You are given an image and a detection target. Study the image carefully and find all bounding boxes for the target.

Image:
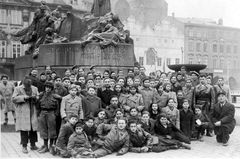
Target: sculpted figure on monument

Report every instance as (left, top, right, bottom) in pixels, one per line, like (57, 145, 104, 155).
(12, 2, 65, 58)
(91, 0, 111, 17)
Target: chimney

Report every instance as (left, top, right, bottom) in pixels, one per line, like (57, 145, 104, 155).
(218, 18, 223, 25)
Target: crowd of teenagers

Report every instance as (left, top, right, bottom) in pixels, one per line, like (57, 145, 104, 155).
(0, 65, 236, 158)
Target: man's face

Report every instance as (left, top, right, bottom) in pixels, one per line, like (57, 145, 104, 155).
(70, 75, 76, 82)
(75, 127, 83, 134)
(130, 108, 138, 116)
(128, 71, 134, 77)
(143, 80, 150, 88)
(134, 67, 139, 73)
(63, 80, 71, 87)
(69, 88, 77, 96)
(140, 67, 145, 73)
(65, 70, 71, 76)
(195, 108, 202, 115)
(218, 79, 224, 85)
(117, 119, 126, 130)
(182, 101, 189, 109)
(78, 69, 85, 75)
(118, 79, 125, 86)
(186, 79, 192, 87)
(110, 97, 118, 106)
(191, 74, 198, 80)
(199, 77, 206, 85)
(127, 78, 133, 86)
(31, 70, 38, 77)
(160, 117, 168, 125)
(218, 94, 226, 103)
(115, 111, 123, 118)
(142, 114, 150, 123)
(177, 92, 183, 99)
(55, 78, 62, 84)
(103, 72, 109, 78)
(87, 80, 94, 87)
(134, 79, 141, 85)
(129, 87, 137, 94)
(171, 76, 177, 83)
(98, 111, 106, 119)
(177, 75, 182, 80)
(104, 78, 111, 85)
(51, 73, 56, 79)
(150, 81, 155, 88)
(86, 119, 94, 127)
(115, 85, 121, 92)
(88, 88, 95, 95)
(111, 72, 116, 78)
(45, 86, 52, 93)
(129, 123, 137, 132)
(1, 77, 8, 84)
(69, 117, 78, 125)
(78, 77, 85, 84)
(158, 85, 163, 92)
(163, 78, 169, 83)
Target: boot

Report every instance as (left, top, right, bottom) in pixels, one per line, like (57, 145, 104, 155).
(22, 147, 28, 154)
(206, 130, 213, 137)
(3, 118, 8, 125)
(180, 143, 191, 150)
(38, 145, 48, 153)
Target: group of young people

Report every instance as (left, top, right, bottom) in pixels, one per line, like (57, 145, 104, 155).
(0, 65, 236, 158)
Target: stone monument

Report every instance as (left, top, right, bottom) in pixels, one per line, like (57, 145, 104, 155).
(14, 1, 135, 80)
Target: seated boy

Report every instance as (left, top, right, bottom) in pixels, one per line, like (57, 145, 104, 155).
(55, 114, 78, 157)
(92, 118, 130, 158)
(67, 122, 93, 158)
(83, 117, 97, 145)
(194, 105, 213, 141)
(139, 111, 155, 135)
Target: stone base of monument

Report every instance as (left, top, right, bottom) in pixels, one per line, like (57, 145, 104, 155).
(14, 43, 135, 80)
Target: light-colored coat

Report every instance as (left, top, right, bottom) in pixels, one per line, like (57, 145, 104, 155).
(161, 106, 180, 129)
(0, 82, 15, 113)
(61, 94, 84, 120)
(12, 85, 39, 131)
(122, 93, 144, 112)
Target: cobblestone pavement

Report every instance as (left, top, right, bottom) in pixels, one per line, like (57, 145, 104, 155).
(1, 109, 240, 159)
(0, 126, 239, 159)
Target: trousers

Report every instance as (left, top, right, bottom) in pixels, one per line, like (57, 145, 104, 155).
(20, 128, 38, 147)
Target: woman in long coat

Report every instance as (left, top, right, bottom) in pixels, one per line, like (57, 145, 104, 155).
(12, 77, 39, 153)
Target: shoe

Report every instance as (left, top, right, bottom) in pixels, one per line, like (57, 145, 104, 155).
(180, 143, 191, 150)
(38, 146, 49, 153)
(22, 147, 28, 154)
(49, 146, 56, 155)
(206, 131, 213, 137)
(198, 135, 204, 142)
(37, 145, 46, 152)
(30, 145, 39, 150)
(223, 142, 228, 146)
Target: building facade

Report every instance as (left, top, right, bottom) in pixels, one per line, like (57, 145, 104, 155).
(179, 18, 240, 89)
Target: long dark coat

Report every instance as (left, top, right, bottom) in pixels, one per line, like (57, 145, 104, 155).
(180, 109, 195, 139)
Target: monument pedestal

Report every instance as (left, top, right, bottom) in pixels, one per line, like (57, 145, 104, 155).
(15, 43, 135, 80)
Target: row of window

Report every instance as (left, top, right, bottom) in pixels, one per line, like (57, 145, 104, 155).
(0, 40, 22, 58)
(0, 9, 22, 25)
(188, 41, 238, 53)
(188, 30, 238, 39)
(139, 57, 180, 66)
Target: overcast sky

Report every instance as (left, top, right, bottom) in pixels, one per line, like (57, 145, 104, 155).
(166, 0, 240, 28)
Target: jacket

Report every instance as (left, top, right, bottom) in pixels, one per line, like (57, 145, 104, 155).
(56, 122, 75, 149)
(211, 102, 236, 134)
(82, 95, 102, 117)
(122, 93, 144, 112)
(61, 94, 84, 119)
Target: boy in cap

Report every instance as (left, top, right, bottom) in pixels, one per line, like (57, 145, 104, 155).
(38, 81, 59, 153)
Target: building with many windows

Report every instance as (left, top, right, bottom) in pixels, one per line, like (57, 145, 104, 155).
(178, 18, 240, 89)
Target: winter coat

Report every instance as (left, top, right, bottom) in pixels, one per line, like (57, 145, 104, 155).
(161, 106, 180, 129)
(12, 85, 39, 131)
(67, 132, 92, 156)
(139, 87, 155, 110)
(180, 109, 195, 138)
(60, 94, 84, 120)
(129, 128, 153, 152)
(96, 124, 129, 154)
(122, 93, 144, 113)
(211, 102, 236, 134)
(82, 95, 102, 118)
(153, 91, 169, 109)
